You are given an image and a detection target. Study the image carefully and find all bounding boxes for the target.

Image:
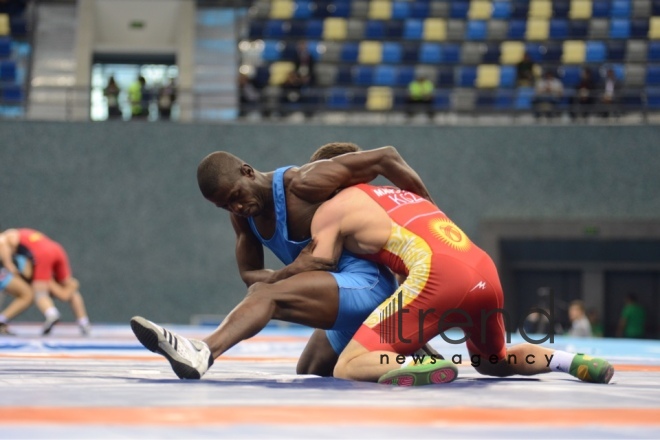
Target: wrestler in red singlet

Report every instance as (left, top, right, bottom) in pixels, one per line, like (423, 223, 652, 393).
(351, 184, 507, 360)
(17, 228, 71, 283)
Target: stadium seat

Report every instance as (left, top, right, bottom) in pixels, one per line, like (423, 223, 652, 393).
(253, 66, 270, 88)
(511, 0, 530, 18)
(469, 0, 492, 19)
(553, 1, 571, 18)
(476, 64, 500, 88)
(320, 41, 342, 62)
(268, 61, 295, 85)
(429, 1, 450, 18)
(589, 19, 610, 39)
(498, 65, 516, 88)
(1, 84, 22, 102)
(397, 66, 415, 86)
(507, 20, 527, 39)
(500, 41, 526, 64)
(466, 20, 487, 40)
(326, 87, 351, 109)
(610, 0, 632, 17)
(461, 42, 485, 64)
(592, 0, 611, 17)
(483, 43, 502, 63)
(347, 19, 366, 39)
(585, 41, 607, 62)
(646, 65, 660, 85)
(373, 65, 397, 86)
(382, 42, 403, 63)
(364, 20, 385, 38)
(624, 63, 646, 86)
(384, 20, 404, 38)
(492, 1, 512, 19)
(543, 42, 564, 61)
(410, 1, 430, 19)
(559, 65, 582, 87)
(248, 20, 265, 39)
(550, 19, 570, 39)
(353, 65, 374, 85)
(495, 89, 515, 108)
(648, 41, 660, 60)
(0, 60, 16, 83)
(270, 0, 294, 19)
(315, 63, 338, 86)
(424, 18, 448, 41)
(403, 19, 423, 39)
(366, 86, 393, 110)
(436, 68, 454, 87)
(631, 18, 650, 37)
(448, 19, 467, 39)
(433, 90, 451, 110)
(529, 0, 553, 18)
(443, 43, 461, 63)
(287, 21, 307, 38)
(419, 42, 443, 63)
(340, 42, 359, 62)
(391, 1, 410, 19)
(323, 17, 347, 39)
(515, 87, 535, 109)
(649, 17, 660, 38)
(526, 18, 550, 40)
(0, 14, 9, 36)
(607, 40, 627, 60)
(358, 41, 382, 64)
(525, 42, 544, 62)
(626, 40, 648, 61)
(570, 0, 593, 19)
(450, 2, 470, 19)
(263, 20, 287, 38)
(325, 1, 350, 17)
(632, 0, 651, 18)
(0, 37, 10, 59)
(475, 91, 496, 109)
(336, 65, 353, 85)
(401, 42, 419, 62)
(351, 1, 370, 19)
(487, 20, 509, 40)
(262, 40, 283, 62)
(452, 88, 476, 111)
(457, 66, 477, 87)
(610, 19, 631, 38)
(653, 0, 660, 14)
(568, 20, 589, 37)
(645, 86, 660, 108)
(293, 0, 313, 19)
(369, 0, 392, 20)
(305, 20, 323, 38)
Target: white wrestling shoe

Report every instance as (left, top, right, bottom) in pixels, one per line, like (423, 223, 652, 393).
(130, 316, 214, 380)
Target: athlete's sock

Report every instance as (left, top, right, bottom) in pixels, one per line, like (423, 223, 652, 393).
(44, 307, 61, 321)
(77, 316, 90, 327)
(548, 350, 576, 373)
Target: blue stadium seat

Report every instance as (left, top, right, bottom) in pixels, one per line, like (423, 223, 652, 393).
(373, 65, 397, 86)
(515, 87, 535, 109)
(525, 43, 544, 62)
(568, 20, 589, 38)
(492, 1, 512, 19)
(476, 91, 496, 109)
(264, 20, 286, 38)
(550, 19, 569, 39)
(631, 19, 650, 38)
(326, 87, 351, 109)
(654, 0, 660, 15)
(466, 20, 487, 40)
(9, 16, 27, 37)
(586, 41, 607, 62)
(610, 0, 632, 18)
(336, 66, 353, 85)
(610, 19, 631, 38)
(306, 41, 321, 60)
(437, 68, 454, 87)
(365, 20, 385, 38)
(607, 41, 627, 61)
(327, 1, 351, 17)
(410, 1, 430, 19)
(392, 1, 410, 19)
(288, 21, 307, 38)
(450, 2, 469, 19)
(312, 0, 331, 18)
(443, 43, 461, 63)
(403, 19, 423, 39)
(495, 89, 515, 109)
(619, 92, 644, 108)
(649, 42, 660, 61)
(262, 41, 282, 62)
(646, 65, 660, 86)
(592, 0, 611, 17)
(433, 90, 451, 110)
(543, 43, 563, 62)
(507, 20, 527, 39)
(397, 66, 415, 86)
(384, 21, 404, 38)
(1, 85, 22, 102)
(304, 20, 323, 38)
(0, 38, 10, 59)
(645, 87, 660, 108)
(482, 43, 501, 63)
(510, 0, 530, 19)
(281, 43, 299, 60)
(499, 66, 517, 88)
(249, 21, 265, 39)
(293, 1, 313, 19)
(253, 66, 270, 88)
(402, 42, 419, 62)
(457, 66, 477, 87)
(552, 1, 570, 18)
(382, 42, 403, 63)
(419, 42, 443, 63)
(559, 66, 582, 87)
(353, 65, 375, 86)
(340, 43, 359, 62)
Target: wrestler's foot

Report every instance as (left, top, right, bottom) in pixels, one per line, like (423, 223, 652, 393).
(378, 359, 458, 386)
(569, 354, 614, 384)
(0, 323, 15, 336)
(42, 313, 60, 335)
(130, 316, 213, 380)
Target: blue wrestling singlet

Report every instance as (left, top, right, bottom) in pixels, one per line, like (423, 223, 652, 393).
(0, 255, 29, 291)
(247, 166, 397, 354)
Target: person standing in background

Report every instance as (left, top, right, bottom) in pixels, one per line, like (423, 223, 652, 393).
(617, 293, 646, 338)
(103, 75, 122, 120)
(568, 300, 592, 337)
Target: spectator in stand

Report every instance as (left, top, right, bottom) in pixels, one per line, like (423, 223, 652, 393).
(129, 75, 149, 120)
(600, 68, 619, 118)
(406, 74, 434, 117)
(533, 70, 564, 119)
(238, 72, 261, 117)
(103, 75, 122, 120)
(157, 78, 177, 121)
(280, 70, 305, 116)
(293, 41, 315, 87)
(570, 67, 595, 121)
(516, 53, 537, 87)
(617, 293, 646, 339)
(568, 300, 592, 337)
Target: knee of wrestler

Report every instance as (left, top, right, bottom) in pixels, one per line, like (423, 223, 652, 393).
(332, 355, 352, 380)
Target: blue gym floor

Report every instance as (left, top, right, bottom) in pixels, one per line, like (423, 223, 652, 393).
(1, 323, 659, 439)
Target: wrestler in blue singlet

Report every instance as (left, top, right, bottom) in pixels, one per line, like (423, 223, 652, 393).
(247, 166, 397, 353)
(0, 255, 29, 291)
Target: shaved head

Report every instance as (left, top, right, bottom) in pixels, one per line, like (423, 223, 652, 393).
(197, 151, 245, 199)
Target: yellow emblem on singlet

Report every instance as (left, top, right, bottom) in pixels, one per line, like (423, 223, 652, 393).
(429, 218, 471, 252)
(29, 232, 43, 242)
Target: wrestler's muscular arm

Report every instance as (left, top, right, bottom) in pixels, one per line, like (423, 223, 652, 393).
(232, 214, 334, 287)
(291, 146, 434, 204)
(0, 229, 20, 274)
